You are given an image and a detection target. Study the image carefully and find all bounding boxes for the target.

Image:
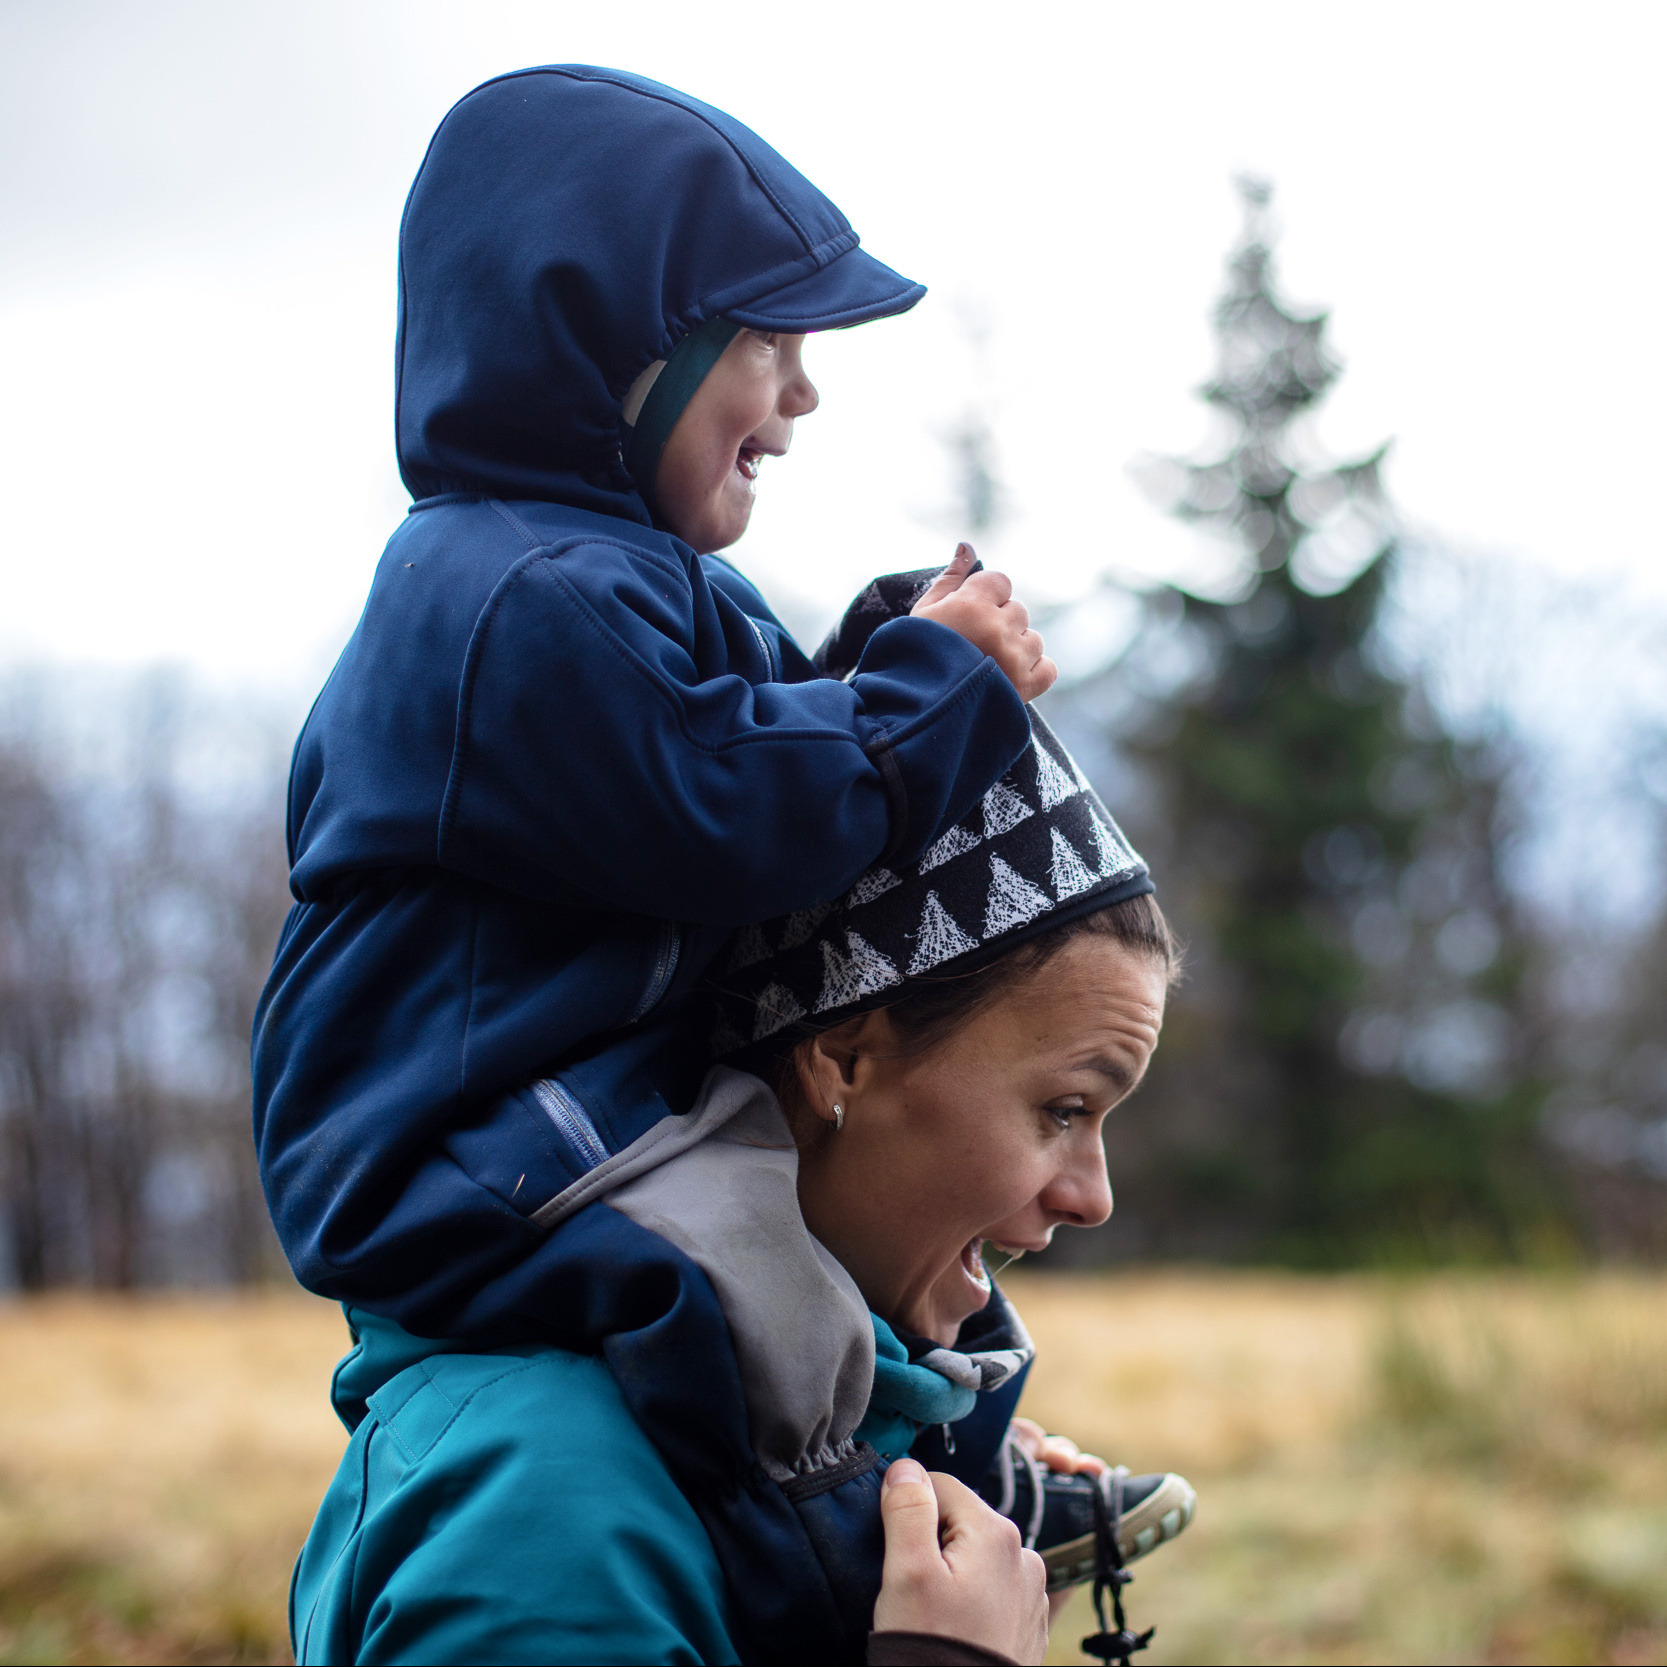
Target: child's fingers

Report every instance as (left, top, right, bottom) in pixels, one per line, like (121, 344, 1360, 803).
(1017, 655, 1057, 702)
(910, 543, 978, 612)
(962, 567, 1014, 607)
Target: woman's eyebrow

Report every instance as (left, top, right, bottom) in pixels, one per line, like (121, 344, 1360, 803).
(1075, 1053, 1136, 1092)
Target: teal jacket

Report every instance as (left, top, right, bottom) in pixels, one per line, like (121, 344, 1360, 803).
(292, 1310, 988, 1664)
(292, 1310, 740, 1665)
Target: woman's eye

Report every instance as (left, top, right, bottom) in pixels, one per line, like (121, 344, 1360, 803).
(1045, 1102, 1086, 1130)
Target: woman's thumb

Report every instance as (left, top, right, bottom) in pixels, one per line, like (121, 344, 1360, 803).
(879, 1459, 942, 1568)
(910, 543, 978, 613)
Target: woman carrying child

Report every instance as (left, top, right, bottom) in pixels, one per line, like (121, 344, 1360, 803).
(260, 66, 1191, 1665)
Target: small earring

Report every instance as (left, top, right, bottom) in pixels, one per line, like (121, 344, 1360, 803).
(832, 1104, 845, 1132)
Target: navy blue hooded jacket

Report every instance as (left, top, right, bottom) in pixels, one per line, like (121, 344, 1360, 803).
(251, 66, 1031, 1340)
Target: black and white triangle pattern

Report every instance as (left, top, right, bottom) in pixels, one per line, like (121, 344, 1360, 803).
(713, 709, 1151, 1049)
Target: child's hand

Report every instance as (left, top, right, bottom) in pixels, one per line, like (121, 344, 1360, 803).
(1010, 1415, 1109, 1478)
(911, 543, 1058, 703)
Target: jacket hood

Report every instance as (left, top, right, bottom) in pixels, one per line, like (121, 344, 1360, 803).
(395, 64, 926, 514)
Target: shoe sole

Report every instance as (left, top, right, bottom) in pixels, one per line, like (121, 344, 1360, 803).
(1040, 1472, 1197, 1592)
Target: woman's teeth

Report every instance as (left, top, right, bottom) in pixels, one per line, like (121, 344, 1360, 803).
(736, 451, 761, 481)
(967, 1240, 1028, 1286)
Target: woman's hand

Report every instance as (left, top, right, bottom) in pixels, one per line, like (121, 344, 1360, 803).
(1009, 1415, 1108, 1477)
(911, 544, 1057, 704)
(874, 1457, 1048, 1665)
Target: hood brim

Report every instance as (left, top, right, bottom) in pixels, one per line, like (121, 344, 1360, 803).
(723, 245, 926, 332)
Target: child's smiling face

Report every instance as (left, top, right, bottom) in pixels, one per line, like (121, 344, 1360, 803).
(655, 329, 818, 553)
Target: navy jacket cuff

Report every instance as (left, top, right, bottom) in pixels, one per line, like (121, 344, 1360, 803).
(849, 617, 1031, 870)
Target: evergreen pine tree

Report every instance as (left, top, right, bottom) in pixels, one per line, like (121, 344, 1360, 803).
(1047, 181, 1567, 1263)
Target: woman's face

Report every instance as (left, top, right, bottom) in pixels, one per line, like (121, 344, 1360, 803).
(792, 934, 1167, 1346)
(655, 329, 818, 553)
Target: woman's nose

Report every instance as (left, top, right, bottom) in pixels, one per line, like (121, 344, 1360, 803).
(1043, 1144, 1114, 1229)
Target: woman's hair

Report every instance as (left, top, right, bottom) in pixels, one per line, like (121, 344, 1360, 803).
(754, 891, 1180, 1091)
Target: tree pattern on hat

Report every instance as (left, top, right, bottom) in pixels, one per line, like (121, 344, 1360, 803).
(711, 704, 1152, 1051)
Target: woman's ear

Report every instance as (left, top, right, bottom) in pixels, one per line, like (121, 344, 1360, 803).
(794, 1019, 858, 1130)
(792, 1011, 896, 1131)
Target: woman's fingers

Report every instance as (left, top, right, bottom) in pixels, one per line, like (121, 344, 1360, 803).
(875, 1463, 1049, 1665)
(877, 1458, 942, 1582)
(1039, 1435, 1081, 1471)
(1008, 1417, 1047, 1460)
(1015, 1420, 1110, 1477)
(1041, 1444, 1107, 1476)
(928, 1472, 1017, 1561)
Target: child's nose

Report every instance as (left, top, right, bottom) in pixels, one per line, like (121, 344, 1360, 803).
(785, 375, 819, 420)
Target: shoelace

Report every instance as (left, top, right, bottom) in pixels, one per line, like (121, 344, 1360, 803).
(993, 1429, 1048, 1548)
(1080, 1465, 1154, 1666)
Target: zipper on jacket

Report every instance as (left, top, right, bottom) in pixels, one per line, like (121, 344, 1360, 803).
(530, 1078, 610, 1170)
(746, 616, 778, 680)
(625, 919, 682, 1026)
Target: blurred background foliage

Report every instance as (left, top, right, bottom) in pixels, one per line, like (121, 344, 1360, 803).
(0, 182, 1664, 1291)
(1036, 180, 1667, 1270)
(0, 678, 291, 1290)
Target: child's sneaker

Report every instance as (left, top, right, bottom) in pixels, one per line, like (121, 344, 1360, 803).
(980, 1429, 1196, 1591)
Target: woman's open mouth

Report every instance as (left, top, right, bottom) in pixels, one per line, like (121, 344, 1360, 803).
(961, 1237, 1030, 1295)
(735, 447, 762, 487)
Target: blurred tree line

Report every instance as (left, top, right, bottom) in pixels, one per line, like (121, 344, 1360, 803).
(0, 186, 1663, 1287)
(0, 676, 291, 1286)
(1039, 179, 1667, 1265)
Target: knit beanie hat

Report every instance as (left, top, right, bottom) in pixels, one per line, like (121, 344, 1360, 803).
(711, 569, 1153, 1055)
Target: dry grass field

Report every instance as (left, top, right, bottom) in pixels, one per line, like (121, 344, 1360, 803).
(0, 1275, 1661, 1665)
(1017, 1272, 1667, 1667)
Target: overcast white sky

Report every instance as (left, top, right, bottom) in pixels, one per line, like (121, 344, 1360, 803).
(2, 0, 1663, 699)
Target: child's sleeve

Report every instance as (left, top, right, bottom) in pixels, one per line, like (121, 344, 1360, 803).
(433, 539, 1030, 921)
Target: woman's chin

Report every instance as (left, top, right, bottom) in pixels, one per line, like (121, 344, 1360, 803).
(902, 1245, 995, 1346)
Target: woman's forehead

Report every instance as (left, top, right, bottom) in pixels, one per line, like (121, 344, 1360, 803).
(962, 939, 1167, 1066)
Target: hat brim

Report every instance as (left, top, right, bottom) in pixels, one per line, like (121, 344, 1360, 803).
(724, 245, 926, 332)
